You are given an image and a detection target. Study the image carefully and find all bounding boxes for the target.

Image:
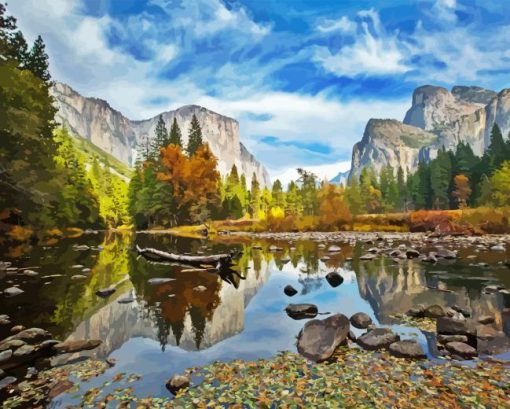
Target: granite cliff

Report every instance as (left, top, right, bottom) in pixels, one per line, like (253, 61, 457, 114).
(51, 82, 270, 186)
(350, 85, 510, 178)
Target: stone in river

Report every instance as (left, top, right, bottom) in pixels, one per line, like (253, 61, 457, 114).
(285, 304, 318, 320)
(118, 297, 135, 304)
(0, 376, 16, 390)
(0, 350, 13, 364)
(360, 253, 376, 261)
(490, 244, 505, 251)
(10, 328, 51, 344)
(423, 304, 445, 319)
(327, 245, 341, 253)
(148, 278, 175, 285)
(23, 270, 39, 277)
(406, 304, 425, 318)
(73, 245, 90, 251)
(357, 328, 400, 350)
(389, 340, 426, 359)
(325, 272, 343, 288)
(10, 325, 25, 334)
(320, 256, 331, 262)
(296, 313, 350, 362)
(451, 305, 471, 317)
(437, 334, 468, 344)
(3, 287, 24, 297)
(0, 340, 26, 352)
(437, 317, 476, 336)
(406, 249, 421, 259)
(95, 288, 116, 297)
(71, 275, 86, 280)
(484, 284, 504, 294)
(53, 339, 102, 354)
(445, 342, 477, 359)
(350, 312, 372, 329)
(166, 374, 190, 395)
(435, 248, 457, 259)
(283, 285, 298, 296)
(477, 315, 495, 325)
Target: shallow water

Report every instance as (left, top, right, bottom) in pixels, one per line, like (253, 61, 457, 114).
(1, 231, 509, 405)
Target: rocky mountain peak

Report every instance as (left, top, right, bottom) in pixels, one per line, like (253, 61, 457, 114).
(451, 85, 497, 105)
(51, 82, 270, 187)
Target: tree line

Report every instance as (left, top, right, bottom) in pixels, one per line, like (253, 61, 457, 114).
(0, 3, 129, 234)
(342, 123, 510, 215)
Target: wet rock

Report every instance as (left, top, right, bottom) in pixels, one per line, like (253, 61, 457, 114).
(268, 245, 282, 252)
(283, 285, 298, 297)
(23, 270, 39, 277)
(95, 288, 116, 297)
(81, 268, 92, 273)
(423, 304, 445, 319)
(389, 249, 405, 259)
(48, 379, 74, 398)
(3, 287, 24, 297)
(320, 256, 331, 262)
(445, 342, 477, 359)
(350, 312, 372, 329)
(388, 340, 426, 359)
(10, 325, 25, 334)
(13, 344, 36, 358)
(451, 305, 471, 318)
(484, 284, 504, 294)
(437, 334, 468, 344)
(0, 339, 26, 352)
(10, 328, 52, 344)
(53, 339, 101, 354)
(476, 326, 510, 355)
(406, 249, 420, 259)
(477, 315, 495, 325)
(421, 253, 437, 263)
(437, 317, 476, 336)
(406, 305, 425, 318)
(73, 244, 90, 251)
(285, 304, 318, 320)
(39, 339, 61, 350)
(327, 245, 341, 253)
(148, 278, 175, 285)
(296, 313, 350, 362)
(166, 374, 190, 395)
(0, 317, 10, 325)
(71, 265, 84, 269)
(490, 244, 505, 251)
(193, 285, 207, 293)
(0, 350, 12, 363)
(0, 376, 16, 390)
(357, 328, 400, 350)
(70, 275, 86, 280)
(325, 272, 343, 288)
(435, 248, 457, 259)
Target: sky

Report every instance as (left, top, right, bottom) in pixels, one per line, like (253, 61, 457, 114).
(9, 0, 510, 183)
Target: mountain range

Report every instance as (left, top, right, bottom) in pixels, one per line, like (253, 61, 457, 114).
(51, 82, 270, 187)
(349, 85, 510, 179)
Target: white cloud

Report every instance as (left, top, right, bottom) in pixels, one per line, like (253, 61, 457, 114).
(432, 0, 457, 22)
(317, 16, 356, 34)
(313, 9, 410, 77)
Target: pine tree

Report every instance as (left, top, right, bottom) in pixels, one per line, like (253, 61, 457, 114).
(487, 123, 507, 171)
(249, 173, 260, 217)
(7, 31, 28, 67)
(168, 117, 182, 147)
(430, 148, 452, 209)
(27, 35, 51, 82)
(152, 115, 168, 154)
(271, 179, 284, 209)
(397, 166, 407, 211)
(187, 114, 203, 156)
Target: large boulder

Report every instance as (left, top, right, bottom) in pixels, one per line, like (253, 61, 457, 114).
(423, 304, 445, 319)
(436, 317, 476, 336)
(349, 312, 372, 329)
(297, 313, 350, 362)
(165, 374, 190, 395)
(285, 304, 318, 320)
(5, 328, 52, 344)
(388, 340, 426, 359)
(476, 325, 510, 355)
(445, 342, 477, 359)
(357, 328, 400, 350)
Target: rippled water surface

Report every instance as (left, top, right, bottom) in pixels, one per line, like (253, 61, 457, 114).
(1, 231, 509, 405)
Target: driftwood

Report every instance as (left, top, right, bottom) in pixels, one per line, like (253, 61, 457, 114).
(136, 245, 233, 269)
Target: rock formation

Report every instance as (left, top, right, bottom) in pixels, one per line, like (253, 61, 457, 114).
(51, 82, 270, 186)
(350, 85, 510, 178)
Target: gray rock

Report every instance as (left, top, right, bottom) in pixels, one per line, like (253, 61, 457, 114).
(360, 253, 376, 261)
(13, 344, 37, 357)
(451, 305, 470, 317)
(166, 374, 190, 395)
(350, 312, 372, 329)
(437, 334, 468, 344)
(284, 285, 298, 297)
(285, 304, 318, 320)
(327, 245, 341, 253)
(357, 328, 400, 350)
(53, 339, 101, 354)
(23, 270, 39, 277)
(437, 317, 476, 336)
(71, 274, 87, 280)
(406, 249, 421, 259)
(0, 376, 16, 390)
(388, 340, 426, 359)
(406, 304, 425, 318)
(0, 350, 13, 363)
(445, 342, 477, 359)
(325, 272, 343, 288)
(490, 244, 505, 251)
(423, 304, 445, 319)
(73, 245, 90, 251)
(0, 339, 26, 352)
(435, 248, 457, 259)
(9, 328, 52, 344)
(10, 325, 25, 334)
(3, 287, 24, 297)
(297, 313, 350, 362)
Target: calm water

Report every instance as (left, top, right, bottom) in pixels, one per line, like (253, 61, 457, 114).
(1, 231, 509, 405)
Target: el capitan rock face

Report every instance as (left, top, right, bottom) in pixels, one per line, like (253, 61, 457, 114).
(51, 82, 270, 186)
(350, 85, 510, 178)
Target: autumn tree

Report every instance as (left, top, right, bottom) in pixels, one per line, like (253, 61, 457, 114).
(317, 183, 351, 230)
(452, 174, 471, 209)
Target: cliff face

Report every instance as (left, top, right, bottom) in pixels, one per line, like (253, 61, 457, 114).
(51, 82, 270, 186)
(350, 85, 510, 177)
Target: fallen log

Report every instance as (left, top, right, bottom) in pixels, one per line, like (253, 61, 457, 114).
(136, 245, 233, 269)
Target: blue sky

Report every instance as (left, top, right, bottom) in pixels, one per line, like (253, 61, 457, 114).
(10, 0, 510, 182)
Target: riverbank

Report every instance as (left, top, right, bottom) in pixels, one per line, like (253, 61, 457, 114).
(5, 346, 508, 408)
